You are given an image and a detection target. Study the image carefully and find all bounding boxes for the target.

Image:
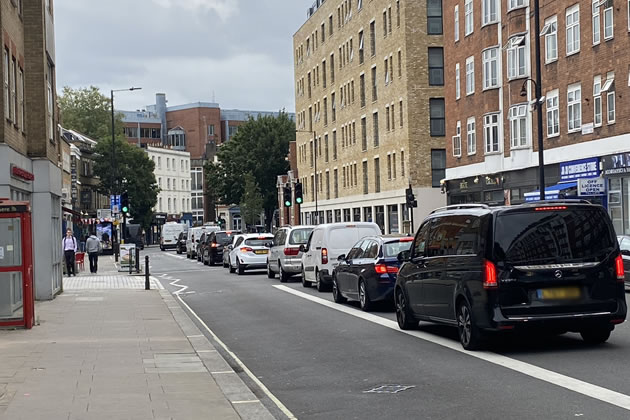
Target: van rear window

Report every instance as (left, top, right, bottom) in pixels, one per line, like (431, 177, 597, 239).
(494, 207, 616, 264)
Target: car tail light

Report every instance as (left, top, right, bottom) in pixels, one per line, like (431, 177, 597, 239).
(211, 242, 218, 248)
(615, 254, 625, 282)
(375, 264, 399, 274)
(284, 247, 300, 256)
(534, 206, 567, 211)
(483, 260, 498, 289)
(321, 248, 328, 264)
(399, 237, 414, 242)
(240, 247, 253, 253)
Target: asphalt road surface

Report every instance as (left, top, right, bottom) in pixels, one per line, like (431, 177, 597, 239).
(147, 246, 630, 420)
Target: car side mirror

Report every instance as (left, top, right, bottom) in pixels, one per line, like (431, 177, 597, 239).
(397, 250, 411, 263)
(299, 244, 307, 253)
(337, 254, 346, 261)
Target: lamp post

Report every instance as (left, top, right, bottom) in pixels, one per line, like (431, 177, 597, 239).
(296, 129, 317, 224)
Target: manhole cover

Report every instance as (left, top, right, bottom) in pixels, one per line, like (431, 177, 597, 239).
(364, 385, 415, 394)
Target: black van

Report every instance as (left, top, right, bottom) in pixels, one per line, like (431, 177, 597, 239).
(395, 201, 626, 350)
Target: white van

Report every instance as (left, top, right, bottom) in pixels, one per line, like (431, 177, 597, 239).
(160, 223, 187, 251)
(301, 222, 381, 291)
(186, 226, 220, 258)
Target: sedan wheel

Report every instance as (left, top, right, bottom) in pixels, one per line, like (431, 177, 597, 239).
(229, 260, 236, 273)
(332, 276, 347, 304)
(267, 261, 275, 279)
(279, 263, 290, 283)
(358, 280, 372, 312)
(395, 288, 417, 330)
(457, 300, 483, 350)
(237, 260, 245, 276)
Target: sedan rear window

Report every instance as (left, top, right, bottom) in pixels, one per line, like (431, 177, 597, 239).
(244, 238, 273, 247)
(494, 207, 616, 264)
(383, 240, 413, 258)
(289, 228, 313, 245)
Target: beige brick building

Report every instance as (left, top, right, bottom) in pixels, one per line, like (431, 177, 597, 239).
(293, 0, 446, 233)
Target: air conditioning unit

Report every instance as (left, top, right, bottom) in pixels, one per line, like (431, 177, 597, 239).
(62, 188, 69, 200)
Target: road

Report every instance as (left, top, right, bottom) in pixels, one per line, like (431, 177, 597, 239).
(146, 246, 630, 420)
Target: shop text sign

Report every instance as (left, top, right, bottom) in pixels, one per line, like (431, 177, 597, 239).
(602, 153, 630, 176)
(578, 178, 606, 196)
(560, 157, 599, 181)
(10, 165, 34, 182)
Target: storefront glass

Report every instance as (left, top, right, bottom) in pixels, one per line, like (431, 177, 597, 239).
(608, 178, 629, 235)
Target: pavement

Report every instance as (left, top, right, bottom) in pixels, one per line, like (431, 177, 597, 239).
(0, 254, 275, 420)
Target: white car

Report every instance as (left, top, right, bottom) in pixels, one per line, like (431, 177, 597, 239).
(228, 233, 274, 275)
(223, 234, 247, 268)
(186, 226, 219, 259)
(301, 222, 382, 291)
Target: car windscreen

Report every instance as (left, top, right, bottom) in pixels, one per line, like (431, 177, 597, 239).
(244, 238, 273, 247)
(494, 207, 617, 264)
(383, 240, 413, 258)
(289, 228, 313, 245)
(216, 232, 236, 245)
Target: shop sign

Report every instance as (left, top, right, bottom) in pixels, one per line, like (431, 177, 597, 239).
(581, 123, 594, 135)
(578, 178, 606, 196)
(602, 153, 630, 176)
(560, 157, 600, 181)
(80, 190, 92, 205)
(10, 165, 34, 182)
(484, 176, 502, 187)
(459, 180, 469, 191)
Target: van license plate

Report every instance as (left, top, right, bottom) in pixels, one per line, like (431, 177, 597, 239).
(537, 287, 581, 300)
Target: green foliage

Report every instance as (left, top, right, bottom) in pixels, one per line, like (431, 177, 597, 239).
(204, 161, 224, 222)
(216, 112, 295, 227)
(58, 86, 124, 141)
(240, 173, 264, 228)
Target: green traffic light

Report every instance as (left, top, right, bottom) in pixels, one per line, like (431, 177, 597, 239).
(296, 197, 303, 204)
(285, 200, 292, 207)
(122, 206, 129, 213)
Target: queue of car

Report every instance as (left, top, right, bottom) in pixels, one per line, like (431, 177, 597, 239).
(161, 200, 627, 351)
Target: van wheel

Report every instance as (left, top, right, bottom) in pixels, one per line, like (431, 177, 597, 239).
(580, 327, 612, 344)
(267, 261, 275, 279)
(395, 288, 417, 330)
(316, 270, 328, 292)
(279, 263, 290, 283)
(332, 276, 346, 304)
(358, 279, 372, 312)
(457, 299, 484, 350)
(301, 267, 310, 288)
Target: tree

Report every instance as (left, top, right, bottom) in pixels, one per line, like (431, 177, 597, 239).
(204, 161, 225, 222)
(217, 112, 295, 229)
(58, 86, 124, 141)
(240, 173, 264, 229)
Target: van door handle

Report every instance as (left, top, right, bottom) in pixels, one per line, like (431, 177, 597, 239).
(316, 247, 322, 250)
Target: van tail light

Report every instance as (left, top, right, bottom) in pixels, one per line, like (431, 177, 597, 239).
(284, 247, 300, 256)
(483, 260, 498, 289)
(240, 247, 253, 253)
(321, 248, 328, 264)
(615, 254, 625, 282)
(375, 264, 399, 274)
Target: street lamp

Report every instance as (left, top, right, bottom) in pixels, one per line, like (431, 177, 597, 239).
(110, 87, 142, 196)
(296, 129, 317, 224)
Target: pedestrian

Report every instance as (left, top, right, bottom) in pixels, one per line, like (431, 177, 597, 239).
(62, 228, 77, 276)
(85, 232, 102, 274)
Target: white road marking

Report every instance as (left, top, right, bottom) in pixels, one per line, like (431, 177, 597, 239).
(169, 278, 188, 295)
(273, 285, 630, 412)
(175, 295, 297, 420)
(232, 400, 260, 404)
(163, 253, 187, 260)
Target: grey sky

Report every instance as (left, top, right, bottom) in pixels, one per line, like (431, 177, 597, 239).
(55, 0, 308, 112)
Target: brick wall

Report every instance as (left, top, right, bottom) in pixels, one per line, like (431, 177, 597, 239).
(166, 106, 221, 160)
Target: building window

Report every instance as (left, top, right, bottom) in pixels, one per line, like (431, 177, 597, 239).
(427, 0, 443, 34)
(332, 92, 336, 122)
(509, 104, 528, 148)
(18, 68, 24, 131)
(399, 100, 404, 127)
(371, 66, 378, 101)
(566, 5, 580, 55)
(373, 112, 379, 147)
(546, 89, 560, 136)
(454, 5, 460, 42)
(567, 83, 582, 132)
(467, 117, 476, 154)
(330, 53, 335, 83)
(453, 121, 462, 157)
(370, 21, 376, 56)
(465, 56, 474, 95)
(593, 76, 602, 127)
(360, 74, 366, 107)
(361, 117, 367, 150)
(592, 0, 601, 45)
(374, 158, 381, 193)
(384, 58, 390, 84)
(484, 113, 500, 153)
(333, 130, 338, 160)
(428, 48, 444, 86)
(603, 4, 613, 40)
(401, 150, 405, 177)
(47, 63, 54, 141)
(607, 91, 615, 123)
(507, 36, 527, 79)
(396, 0, 401, 27)
(431, 149, 446, 188)
(334, 168, 339, 198)
(398, 50, 402, 77)
(429, 98, 445, 137)
(482, 0, 498, 25)
(509, 0, 527, 10)
(358, 30, 364, 64)
(10, 57, 16, 124)
(455, 63, 461, 99)
(482, 47, 498, 89)
(465, 0, 473, 36)
(544, 16, 558, 63)
(362, 161, 368, 194)
(387, 154, 392, 180)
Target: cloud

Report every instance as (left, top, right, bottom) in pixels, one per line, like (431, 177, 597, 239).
(151, 0, 238, 21)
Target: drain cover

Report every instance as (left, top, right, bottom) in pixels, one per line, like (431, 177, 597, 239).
(364, 384, 415, 394)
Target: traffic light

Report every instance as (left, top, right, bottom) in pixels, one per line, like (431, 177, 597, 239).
(294, 182, 303, 205)
(405, 187, 417, 208)
(283, 185, 292, 207)
(121, 192, 129, 213)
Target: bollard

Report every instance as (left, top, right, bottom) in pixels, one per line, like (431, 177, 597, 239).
(145, 255, 150, 290)
(135, 247, 140, 273)
(114, 242, 119, 262)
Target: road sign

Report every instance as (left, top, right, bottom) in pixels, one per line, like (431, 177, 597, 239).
(110, 195, 121, 213)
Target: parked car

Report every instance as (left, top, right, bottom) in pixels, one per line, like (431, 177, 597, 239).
(332, 235, 413, 311)
(301, 222, 382, 291)
(187, 226, 220, 259)
(160, 223, 186, 251)
(395, 202, 627, 350)
(618, 235, 630, 290)
(176, 232, 187, 254)
(203, 230, 241, 266)
(228, 234, 274, 275)
(223, 234, 247, 268)
(267, 225, 314, 282)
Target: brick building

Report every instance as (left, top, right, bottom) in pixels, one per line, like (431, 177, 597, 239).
(443, 0, 630, 235)
(293, 0, 447, 233)
(0, 0, 63, 301)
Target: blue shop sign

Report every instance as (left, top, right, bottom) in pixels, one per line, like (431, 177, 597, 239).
(560, 157, 600, 181)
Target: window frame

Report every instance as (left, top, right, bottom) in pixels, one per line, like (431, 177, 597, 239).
(508, 104, 529, 149)
(593, 75, 602, 127)
(592, 0, 601, 45)
(454, 5, 460, 42)
(467, 117, 476, 155)
(427, 0, 443, 35)
(508, 0, 527, 11)
(607, 91, 615, 124)
(566, 5, 580, 56)
(482, 47, 499, 90)
(507, 36, 528, 80)
(465, 56, 475, 95)
(428, 47, 444, 86)
(464, 0, 473, 36)
(603, 5, 613, 40)
(455, 63, 461, 100)
(429, 98, 445, 137)
(546, 89, 560, 137)
(567, 83, 582, 133)
(482, 0, 498, 26)
(544, 16, 558, 63)
(483, 112, 500, 154)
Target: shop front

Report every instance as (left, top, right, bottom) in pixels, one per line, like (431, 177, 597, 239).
(602, 153, 630, 235)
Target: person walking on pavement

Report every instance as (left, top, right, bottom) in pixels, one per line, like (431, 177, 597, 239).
(62, 228, 77, 276)
(85, 232, 102, 274)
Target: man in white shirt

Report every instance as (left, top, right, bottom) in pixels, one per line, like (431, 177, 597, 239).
(62, 228, 78, 276)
